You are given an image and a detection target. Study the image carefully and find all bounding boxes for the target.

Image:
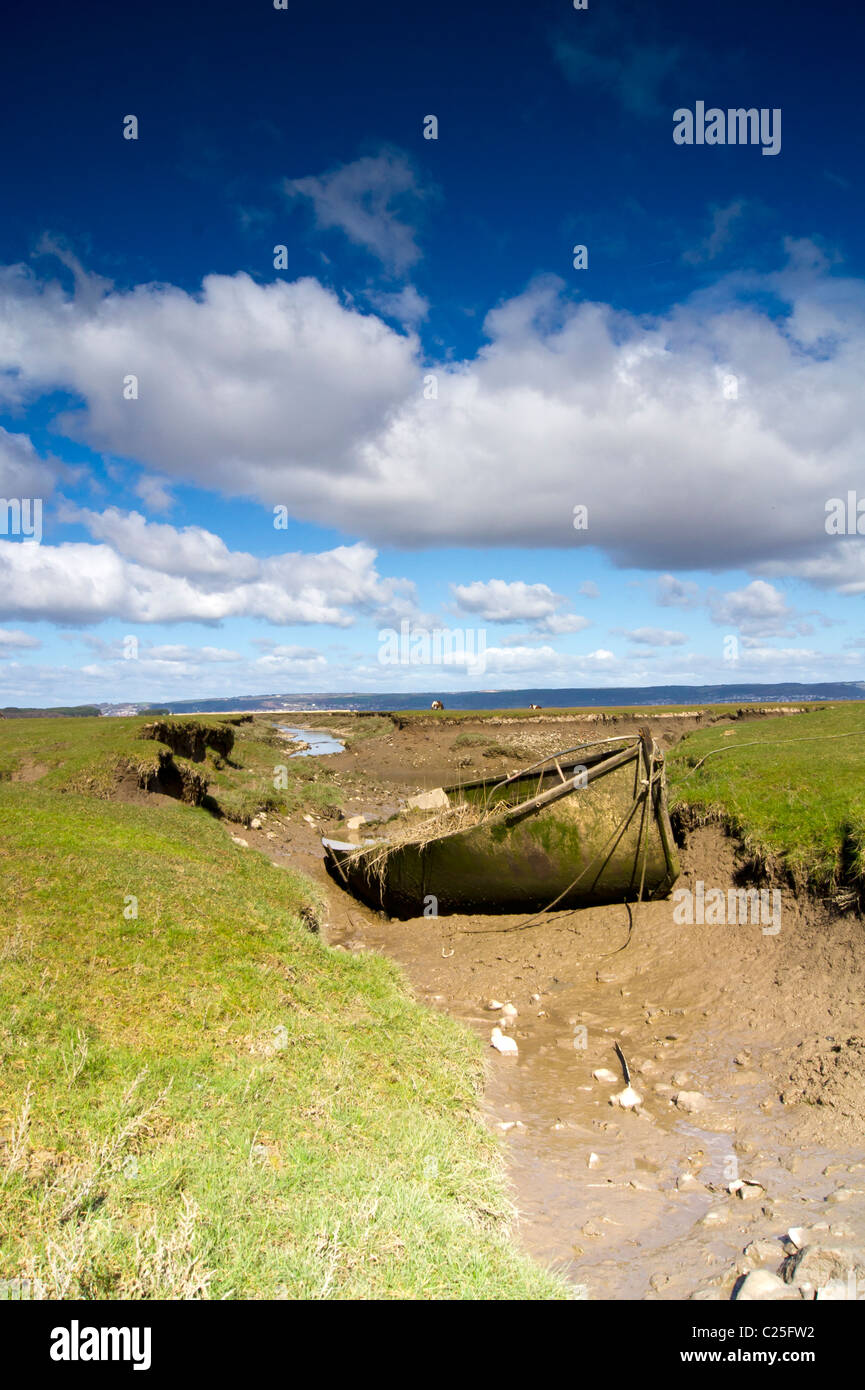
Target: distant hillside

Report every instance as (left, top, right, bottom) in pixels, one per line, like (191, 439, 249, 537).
(0, 706, 102, 719)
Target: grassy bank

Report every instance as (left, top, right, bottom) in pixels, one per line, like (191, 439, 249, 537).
(291, 702, 822, 729)
(666, 703, 865, 899)
(0, 720, 567, 1299)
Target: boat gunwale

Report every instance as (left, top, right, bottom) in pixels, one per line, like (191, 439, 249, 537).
(328, 740, 649, 872)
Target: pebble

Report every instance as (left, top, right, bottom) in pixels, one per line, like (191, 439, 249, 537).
(700, 1207, 729, 1228)
(677, 1173, 705, 1193)
(729, 1178, 765, 1201)
(250, 817, 262, 830)
(592, 1067, 618, 1084)
(230, 836, 249, 848)
(490, 1027, 518, 1056)
(735, 1270, 791, 1301)
(674, 1091, 707, 1114)
(587, 1152, 601, 1169)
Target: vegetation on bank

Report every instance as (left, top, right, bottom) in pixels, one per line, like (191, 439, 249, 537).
(318, 702, 823, 728)
(666, 703, 865, 900)
(0, 717, 568, 1300)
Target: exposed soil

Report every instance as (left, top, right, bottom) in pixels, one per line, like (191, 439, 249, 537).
(227, 711, 865, 1299)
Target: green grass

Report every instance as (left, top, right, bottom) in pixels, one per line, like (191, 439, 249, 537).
(667, 703, 865, 896)
(0, 715, 342, 825)
(0, 719, 568, 1300)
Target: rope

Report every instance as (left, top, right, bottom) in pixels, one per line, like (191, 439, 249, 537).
(455, 779, 650, 936)
(676, 729, 865, 784)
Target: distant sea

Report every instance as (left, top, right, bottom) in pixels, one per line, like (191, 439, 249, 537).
(106, 681, 865, 716)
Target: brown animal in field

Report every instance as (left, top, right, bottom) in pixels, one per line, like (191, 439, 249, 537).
(430, 700, 444, 710)
(529, 703, 542, 710)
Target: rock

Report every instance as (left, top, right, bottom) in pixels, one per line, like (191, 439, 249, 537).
(490, 1027, 518, 1056)
(735, 1270, 791, 1301)
(700, 1207, 729, 1228)
(406, 787, 450, 812)
(500, 1003, 518, 1022)
(250, 817, 263, 830)
(744, 1240, 784, 1268)
(677, 1173, 705, 1193)
(825, 1187, 864, 1205)
(587, 1152, 601, 1169)
(302, 814, 316, 825)
(674, 1090, 707, 1114)
(785, 1225, 827, 1252)
(671, 1072, 690, 1088)
(230, 836, 249, 848)
(346, 814, 368, 831)
(728, 1178, 765, 1201)
(592, 1067, 618, 1084)
(484, 999, 504, 1011)
(781, 1244, 865, 1291)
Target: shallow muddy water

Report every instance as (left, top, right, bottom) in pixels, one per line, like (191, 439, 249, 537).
(275, 725, 346, 757)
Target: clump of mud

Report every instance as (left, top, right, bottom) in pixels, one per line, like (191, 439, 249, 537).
(134, 750, 209, 805)
(781, 1036, 865, 1132)
(142, 719, 235, 762)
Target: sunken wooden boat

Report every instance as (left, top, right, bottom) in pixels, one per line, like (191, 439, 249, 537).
(323, 728, 680, 919)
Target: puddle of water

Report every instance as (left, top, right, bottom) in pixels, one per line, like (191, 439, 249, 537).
(276, 725, 345, 757)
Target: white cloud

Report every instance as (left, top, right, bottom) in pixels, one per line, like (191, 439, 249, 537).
(708, 580, 802, 638)
(623, 627, 688, 646)
(367, 284, 429, 326)
(0, 627, 40, 655)
(285, 151, 426, 272)
(0, 427, 60, 499)
(656, 574, 700, 608)
(3, 248, 865, 588)
(133, 474, 175, 513)
(0, 525, 417, 628)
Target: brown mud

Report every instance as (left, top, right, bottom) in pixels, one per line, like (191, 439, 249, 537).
(237, 711, 865, 1299)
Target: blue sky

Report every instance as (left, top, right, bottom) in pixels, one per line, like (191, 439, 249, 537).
(1, 0, 864, 703)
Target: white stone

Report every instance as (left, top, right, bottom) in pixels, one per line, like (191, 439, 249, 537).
(735, 1270, 792, 1301)
(406, 787, 450, 811)
(490, 1027, 518, 1056)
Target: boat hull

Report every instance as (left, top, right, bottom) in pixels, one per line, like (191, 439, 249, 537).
(323, 737, 679, 918)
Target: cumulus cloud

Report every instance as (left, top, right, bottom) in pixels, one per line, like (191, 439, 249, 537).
(0, 522, 417, 628)
(708, 580, 804, 638)
(0, 268, 418, 502)
(285, 151, 426, 272)
(449, 577, 583, 629)
(2, 249, 865, 589)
